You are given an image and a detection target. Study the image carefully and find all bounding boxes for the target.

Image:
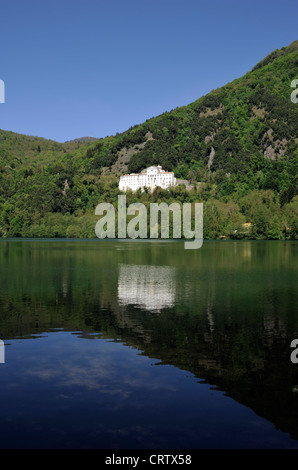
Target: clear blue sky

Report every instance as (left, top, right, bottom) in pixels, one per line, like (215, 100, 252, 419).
(0, 0, 297, 142)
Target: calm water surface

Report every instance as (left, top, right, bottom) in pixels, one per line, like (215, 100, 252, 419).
(0, 239, 297, 449)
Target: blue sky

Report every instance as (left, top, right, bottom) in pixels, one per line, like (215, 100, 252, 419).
(0, 0, 297, 142)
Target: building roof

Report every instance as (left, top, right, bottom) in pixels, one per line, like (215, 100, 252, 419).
(120, 165, 174, 178)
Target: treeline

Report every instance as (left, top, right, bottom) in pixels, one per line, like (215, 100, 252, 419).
(0, 162, 296, 239)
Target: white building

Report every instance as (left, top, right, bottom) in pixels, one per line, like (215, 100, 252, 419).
(119, 165, 176, 192)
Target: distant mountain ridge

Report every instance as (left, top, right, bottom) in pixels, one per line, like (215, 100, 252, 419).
(64, 136, 99, 144)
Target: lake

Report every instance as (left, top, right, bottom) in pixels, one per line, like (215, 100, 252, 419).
(0, 239, 297, 449)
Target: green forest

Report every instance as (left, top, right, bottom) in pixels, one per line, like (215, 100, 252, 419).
(0, 41, 297, 240)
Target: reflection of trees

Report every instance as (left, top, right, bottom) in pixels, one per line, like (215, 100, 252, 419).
(0, 240, 298, 441)
(104, 301, 298, 443)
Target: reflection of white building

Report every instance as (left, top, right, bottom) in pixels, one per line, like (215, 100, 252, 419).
(119, 165, 176, 192)
(118, 264, 176, 311)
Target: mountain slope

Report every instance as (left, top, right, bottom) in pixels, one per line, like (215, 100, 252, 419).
(70, 40, 297, 201)
(0, 41, 297, 239)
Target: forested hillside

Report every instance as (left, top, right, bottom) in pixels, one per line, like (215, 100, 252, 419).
(0, 41, 297, 239)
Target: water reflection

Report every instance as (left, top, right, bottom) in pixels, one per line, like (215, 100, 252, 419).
(118, 264, 176, 311)
(0, 240, 297, 448)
